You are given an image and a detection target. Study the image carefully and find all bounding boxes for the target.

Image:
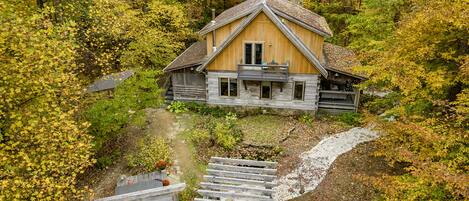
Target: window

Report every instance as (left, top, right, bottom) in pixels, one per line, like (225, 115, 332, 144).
(261, 81, 271, 99)
(244, 43, 252, 64)
(219, 78, 238, 97)
(255, 44, 263, 64)
(244, 42, 263, 64)
(294, 81, 305, 101)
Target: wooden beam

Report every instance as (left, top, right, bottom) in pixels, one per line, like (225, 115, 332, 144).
(210, 157, 277, 168)
(203, 176, 276, 188)
(206, 169, 276, 181)
(200, 182, 275, 196)
(208, 163, 277, 175)
(197, 190, 274, 201)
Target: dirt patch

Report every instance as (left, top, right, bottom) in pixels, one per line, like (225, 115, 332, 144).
(79, 108, 183, 199)
(277, 120, 349, 176)
(290, 142, 398, 201)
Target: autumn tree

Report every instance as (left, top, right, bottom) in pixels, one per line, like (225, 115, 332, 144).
(0, 2, 93, 200)
(359, 0, 469, 199)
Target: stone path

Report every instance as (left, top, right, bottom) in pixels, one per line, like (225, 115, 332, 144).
(273, 127, 379, 201)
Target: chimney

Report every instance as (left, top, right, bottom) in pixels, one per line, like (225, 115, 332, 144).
(211, 9, 216, 25)
(211, 8, 216, 51)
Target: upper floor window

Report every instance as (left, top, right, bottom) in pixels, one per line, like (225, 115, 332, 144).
(244, 42, 263, 65)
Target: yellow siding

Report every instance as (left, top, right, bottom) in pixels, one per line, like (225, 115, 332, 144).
(282, 18, 325, 62)
(206, 18, 244, 55)
(207, 12, 320, 74)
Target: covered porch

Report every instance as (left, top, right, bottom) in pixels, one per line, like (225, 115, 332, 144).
(318, 68, 365, 112)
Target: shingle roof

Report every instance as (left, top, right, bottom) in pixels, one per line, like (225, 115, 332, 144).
(323, 43, 365, 79)
(199, 0, 332, 37)
(266, 0, 332, 36)
(86, 70, 134, 93)
(163, 41, 207, 72)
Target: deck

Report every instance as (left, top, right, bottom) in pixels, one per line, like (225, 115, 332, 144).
(237, 64, 289, 82)
(318, 90, 360, 112)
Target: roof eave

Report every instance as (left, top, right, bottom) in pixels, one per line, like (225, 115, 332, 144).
(197, 6, 264, 72)
(198, 5, 260, 35)
(270, 8, 332, 38)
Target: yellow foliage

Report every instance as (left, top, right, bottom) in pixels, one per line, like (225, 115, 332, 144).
(0, 2, 93, 200)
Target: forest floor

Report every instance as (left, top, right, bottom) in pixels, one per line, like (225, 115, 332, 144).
(81, 108, 394, 201)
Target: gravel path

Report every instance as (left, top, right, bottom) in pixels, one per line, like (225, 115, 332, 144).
(273, 127, 379, 201)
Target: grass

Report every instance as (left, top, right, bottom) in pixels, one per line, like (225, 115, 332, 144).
(237, 115, 290, 146)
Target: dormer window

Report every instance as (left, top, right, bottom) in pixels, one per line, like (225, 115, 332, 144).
(244, 42, 263, 65)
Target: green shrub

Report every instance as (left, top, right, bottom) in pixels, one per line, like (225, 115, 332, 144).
(189, 129, 210, 144)
(212, 112, 242, 150)
(185, 102, 229, 117)
(364, 92, 400, 114)
(85, 69, 163, 151)
(167, 101, 188, 113)
(299, 113, 314, 126)
(126, 137, 171, 172)
(336, 112, 362, 126)
(96, 156, 114, 169)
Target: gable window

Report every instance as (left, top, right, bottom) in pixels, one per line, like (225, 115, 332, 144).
(261, 81, 271, 99)
(219, 78, 238, 97)
(293, 81, 305, 101)
(244, 42, 263, 64)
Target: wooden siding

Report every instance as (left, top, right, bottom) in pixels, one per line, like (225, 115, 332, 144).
(171, 70, 206, 101)
(282, 18, 325, 63)
(206, 72, 320, 110)
(206, 12, 320, 74)
(206, 18, 245, 55)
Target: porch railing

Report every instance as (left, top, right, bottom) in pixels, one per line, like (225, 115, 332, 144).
(237, 63, 289, 82)
(318, 90, 360, 111)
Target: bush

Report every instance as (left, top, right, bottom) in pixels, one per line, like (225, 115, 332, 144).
(126, 137, 172, 172)
(167, 101, 188, 113)
(212, 112, 242, 150)
(299, 113, 315, 126)
(85, 69, 163, 151)
(185, 102, 230, 117)
(364, 92, 400, 114)
(336, 112, 362, 126)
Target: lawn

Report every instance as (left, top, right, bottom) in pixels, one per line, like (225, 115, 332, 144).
(237, 115, 294, 146)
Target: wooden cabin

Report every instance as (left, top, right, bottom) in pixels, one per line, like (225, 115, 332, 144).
(164, 0, 365, 112)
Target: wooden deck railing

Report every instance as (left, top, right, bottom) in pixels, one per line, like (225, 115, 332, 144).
(318, 90, 360, 111)
(237, 63, 289, 82)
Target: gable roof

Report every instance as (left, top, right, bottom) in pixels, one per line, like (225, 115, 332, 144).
(199, 0, 332, 38)
(196, 3, 329, 78)
(163, 41, 207, 73)
(323, 43, 366, 79)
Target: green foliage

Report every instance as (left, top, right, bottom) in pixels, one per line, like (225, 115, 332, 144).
(185, 102, 230, 117)
(363, 92, 401, 114)
(85, 70, 163, 151)
(126, 136, 172, 172)
(299, 113, 315, 126)
(336, 112, 362, 126)
(212, 113, 242, 150)
(167, 101, 189, 113)
(120, 1, 191, 69)
(345, 0, 406, 53)
(96, 155, 114, 169)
